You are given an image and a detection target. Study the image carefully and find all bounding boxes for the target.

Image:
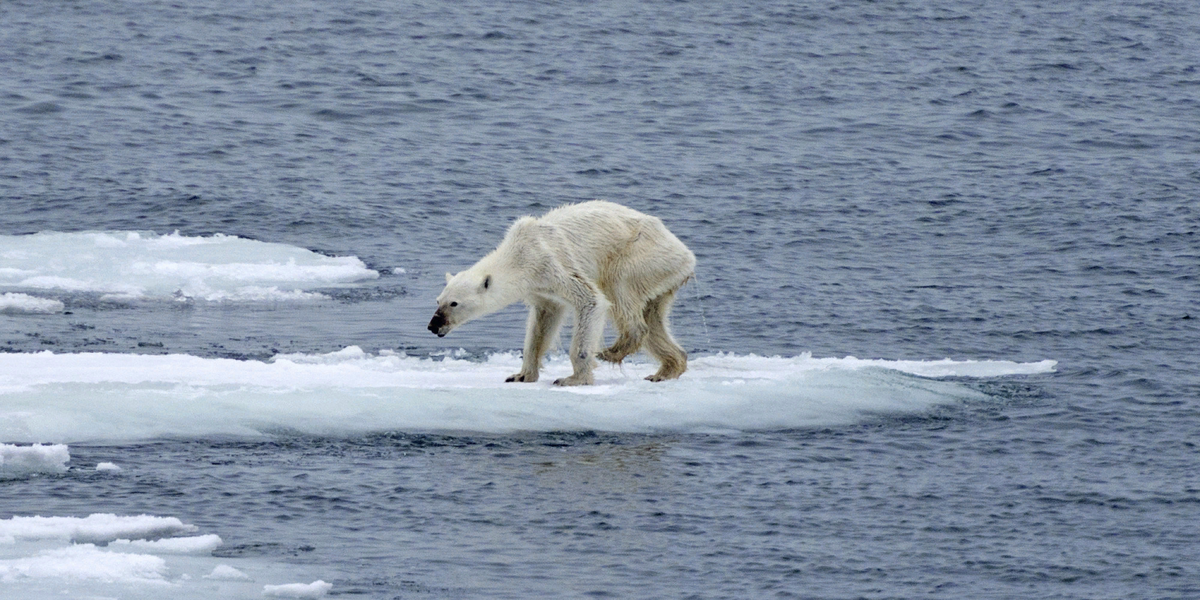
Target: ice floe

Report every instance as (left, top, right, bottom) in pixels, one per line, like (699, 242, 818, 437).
(0, 347, 1055, 442)
(0, 514, 330, 600)
(0, 292, 64, 314)
(0, 231, 378, 302)
(0, 444, 69, 477)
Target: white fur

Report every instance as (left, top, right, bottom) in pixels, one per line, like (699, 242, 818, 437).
(429, 201, 696, 385)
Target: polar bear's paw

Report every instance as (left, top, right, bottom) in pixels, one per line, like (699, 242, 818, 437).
(506, 371, 538, 383)
(553, 373, 594, 386)
(646, 365, 685, 382)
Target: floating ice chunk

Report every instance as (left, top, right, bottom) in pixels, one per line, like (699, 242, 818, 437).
(96, 462, 121, 472)
(0, 293, 64, 314)
(0, 231, 378, 301)
(0, 444, 69, 476)
(0, 512, 308, 599)
(0, 514, 198, 544)
(263, 580, 333, 598)
(206, 564, 253, 581)
(110, 534, 223, 555)
(0, 543, 170, 585)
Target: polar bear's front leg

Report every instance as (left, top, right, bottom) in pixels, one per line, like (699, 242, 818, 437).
(507, 300, 565, 383)
(555, 279, 606, 386)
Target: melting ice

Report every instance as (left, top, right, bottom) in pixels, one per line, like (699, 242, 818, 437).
(0, 347, 1054, 597)
(0, 443, 69, 478)
(0, 293, 65, 314)
(0, 347, 1056, 443)
(0, 231, 379, 302)
(0, 513, 331, 599)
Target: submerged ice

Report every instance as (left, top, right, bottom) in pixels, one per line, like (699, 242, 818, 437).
(0, 231, 379, 302)
(0, 347, 1056, 443)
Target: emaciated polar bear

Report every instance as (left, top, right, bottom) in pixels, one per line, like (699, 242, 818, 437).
(427, 201, 696, 386)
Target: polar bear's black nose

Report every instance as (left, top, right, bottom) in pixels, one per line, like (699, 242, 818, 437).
(428, 312, 448, 336)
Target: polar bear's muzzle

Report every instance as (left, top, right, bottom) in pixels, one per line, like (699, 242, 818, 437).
(428, 311, 451, 337)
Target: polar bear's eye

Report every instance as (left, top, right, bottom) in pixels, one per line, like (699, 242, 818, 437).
(450, 302, 458, 307)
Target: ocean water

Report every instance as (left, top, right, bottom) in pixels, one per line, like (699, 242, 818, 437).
(1, 0, 1197, 597)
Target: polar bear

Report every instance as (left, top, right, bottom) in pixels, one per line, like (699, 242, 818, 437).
(428, 200, 696, 386)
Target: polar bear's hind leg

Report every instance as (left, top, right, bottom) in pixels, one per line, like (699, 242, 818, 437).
(598, 280, 648, 364)
(642, 289, 687, 382)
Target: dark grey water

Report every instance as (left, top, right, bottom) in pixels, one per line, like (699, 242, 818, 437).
(2, 0, 1199, 597)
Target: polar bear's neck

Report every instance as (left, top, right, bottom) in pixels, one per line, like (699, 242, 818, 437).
(467, 250, 526, 312)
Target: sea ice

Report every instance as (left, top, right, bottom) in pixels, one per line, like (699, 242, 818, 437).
(0, 231, 380, 301)
(0, 444, 69, 477)
(0, 543, 170, 585)
(110, 534, 223, 554)
(0, 513, 324, 600)
(0, 514, 197, 544)
(0, 348, 1058, 442)
(263, 579, 333, 598)
(0, 293, 64, 314)
(206, 564, 253, 581)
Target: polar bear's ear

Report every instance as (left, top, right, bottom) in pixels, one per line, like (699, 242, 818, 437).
(482, 275, 492, 290)
(445, 272, 453, 284)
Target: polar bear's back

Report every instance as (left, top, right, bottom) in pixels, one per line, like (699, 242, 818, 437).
(538, 200, 650, 230)
(539, 200, 687, 254)
(537, 200, 677, 242)
(525, 201, 694, 285)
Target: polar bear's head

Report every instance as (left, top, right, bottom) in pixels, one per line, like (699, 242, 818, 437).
(428, 270, 498, 337)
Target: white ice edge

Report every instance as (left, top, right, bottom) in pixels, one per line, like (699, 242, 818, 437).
(0, 514, 197, 545)
(109, 534, 224, 555)
(0, 348, 1055, 442)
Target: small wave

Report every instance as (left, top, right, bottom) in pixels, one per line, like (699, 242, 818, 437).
(14, 101, 65, 114)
